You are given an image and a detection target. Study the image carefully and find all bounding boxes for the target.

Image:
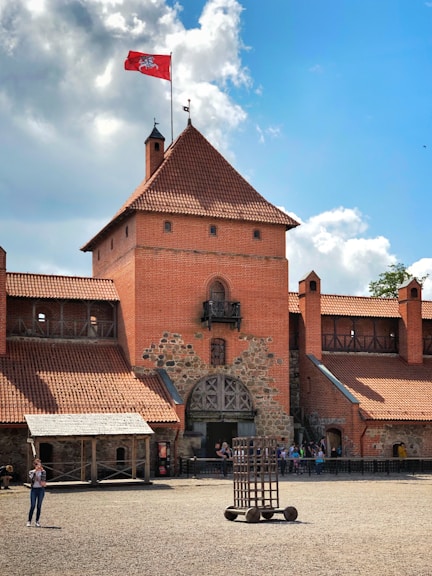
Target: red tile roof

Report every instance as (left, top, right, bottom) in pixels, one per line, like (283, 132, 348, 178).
(82, 123, 299, 251)
(323, 353, 432, 420)
(7, 273, 119, 301)
(289, 292, 432, 319)
(0, 339, 179, 425)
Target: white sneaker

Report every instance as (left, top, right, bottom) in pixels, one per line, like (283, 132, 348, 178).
(35, 521, 41, 528)
(26, 521, 31, 527)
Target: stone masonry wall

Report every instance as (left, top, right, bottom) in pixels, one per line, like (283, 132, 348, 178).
(140, 331, 294, 445)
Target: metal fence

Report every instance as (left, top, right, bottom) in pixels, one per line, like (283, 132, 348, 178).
(179, 457, 432, 478)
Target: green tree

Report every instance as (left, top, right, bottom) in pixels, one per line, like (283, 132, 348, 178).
(369, 263, 428, 298)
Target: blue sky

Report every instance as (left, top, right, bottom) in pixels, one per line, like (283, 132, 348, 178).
(1, 0, 432, 297)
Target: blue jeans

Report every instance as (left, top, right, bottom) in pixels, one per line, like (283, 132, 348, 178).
(28, 487, 45, 522)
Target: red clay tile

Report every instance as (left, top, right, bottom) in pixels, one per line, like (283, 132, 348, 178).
(289, 292, 432, 319)
(7, 273, 119, 301)
(323, 353, 432, 420)
(0, 339, 179, 425)
(82, 124, 299, 251)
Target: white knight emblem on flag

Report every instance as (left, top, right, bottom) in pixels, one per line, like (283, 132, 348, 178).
(139, 56, 159, 72)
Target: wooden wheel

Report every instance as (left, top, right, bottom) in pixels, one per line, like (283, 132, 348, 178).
(283, 506, 298, 522)
(261, 511, 274, 520)
(224, 507, 238, 521)
(245, 507, 260, 523)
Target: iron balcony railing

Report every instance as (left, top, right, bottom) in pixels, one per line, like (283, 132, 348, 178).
(202, 300, 242, 331)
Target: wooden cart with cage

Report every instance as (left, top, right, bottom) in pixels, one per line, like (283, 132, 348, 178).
(224, 436, 298, 523)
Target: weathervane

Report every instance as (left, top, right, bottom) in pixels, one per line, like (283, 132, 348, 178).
(183, 99, 191, 123)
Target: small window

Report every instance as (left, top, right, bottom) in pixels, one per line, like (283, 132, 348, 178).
(110, 238, 114, 250)
(209, 225, 217, 236)
(211, 338, 226, 366)
(97, 249, 100, 261)
(164, 221, 172, 233)
(411, 287, 418, 298)
(310, 280, 317, 292)
(253, 229, 261, 240)
(38, 312, 46, 323)
(154, 142, 160, 151)
(125, 226, 129, 238)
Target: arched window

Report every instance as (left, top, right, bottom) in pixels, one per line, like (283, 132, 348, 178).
(164, 221, 172, 233)
(210, 280, 225, 302)
(209, 224, 217, 236)
(211, 338, 226, 366)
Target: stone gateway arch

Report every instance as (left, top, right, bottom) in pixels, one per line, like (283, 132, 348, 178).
(186, 374, 256, 456)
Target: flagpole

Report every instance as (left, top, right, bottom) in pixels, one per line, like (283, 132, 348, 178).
(170, 52, 173, 144)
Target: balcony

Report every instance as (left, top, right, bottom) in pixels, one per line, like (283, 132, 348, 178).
(201, 301, 242, 331)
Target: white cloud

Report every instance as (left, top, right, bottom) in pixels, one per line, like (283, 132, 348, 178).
(255, 123, 282, 144)
(408, 259, 432, 299)
(0, 0, 251, 235)
(309, 64, 324, 74)
(284, 207, 397, 295)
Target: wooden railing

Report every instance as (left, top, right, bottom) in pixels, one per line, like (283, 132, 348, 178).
(8, 318, 116, 339)
(322, 333, 398, 353)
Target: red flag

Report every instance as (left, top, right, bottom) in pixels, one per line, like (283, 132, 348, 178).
(124, 51, 171, 81)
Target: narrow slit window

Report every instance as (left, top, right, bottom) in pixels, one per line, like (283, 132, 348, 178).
(253, 229, 261, 240)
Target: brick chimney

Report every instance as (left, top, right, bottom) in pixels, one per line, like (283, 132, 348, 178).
(298, 271, 322, 361)
(398, 278, 422, 364)
(145, 124, 165, 181)
(0, 247, 7, 356)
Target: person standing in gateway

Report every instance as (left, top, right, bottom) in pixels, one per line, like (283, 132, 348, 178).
(27, 458, 47, 527)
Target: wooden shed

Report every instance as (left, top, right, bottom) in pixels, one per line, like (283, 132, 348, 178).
(25, 413, 154, 485)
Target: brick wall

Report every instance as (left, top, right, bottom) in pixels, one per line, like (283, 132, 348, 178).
(398, 280, 423, 364)
(0, 247, 6, 355)
(90, 211, 293, 438)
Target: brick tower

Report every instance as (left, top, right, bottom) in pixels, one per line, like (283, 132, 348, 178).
(82, 121, 299, 453)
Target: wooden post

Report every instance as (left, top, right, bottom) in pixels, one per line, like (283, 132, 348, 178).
(91, 437, 97, 485)
(145, 437, 151, 483)
(131, 436, 137, 479)
(81, 439, 86, 482)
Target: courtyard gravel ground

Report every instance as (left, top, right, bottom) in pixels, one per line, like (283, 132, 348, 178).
(1, 474, 431, 576)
